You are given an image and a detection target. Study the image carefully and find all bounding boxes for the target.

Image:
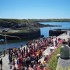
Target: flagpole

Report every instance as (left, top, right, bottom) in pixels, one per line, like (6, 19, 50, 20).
(5, 33, 7, 50)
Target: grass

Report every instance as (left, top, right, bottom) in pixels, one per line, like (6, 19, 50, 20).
(48, 45, 62, 70)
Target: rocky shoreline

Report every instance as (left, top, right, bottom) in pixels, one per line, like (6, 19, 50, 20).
(0, 19, 61, 41)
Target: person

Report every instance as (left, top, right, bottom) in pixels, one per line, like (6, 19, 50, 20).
(36, 65, 41, 70)
(55, 40, 57, 47)
(13, 66, 17, 70)
(0, 58, 2, 70)
(33, 65, 37, 70)
(68, 38, 70, 47)
(28, 65, 34, 70)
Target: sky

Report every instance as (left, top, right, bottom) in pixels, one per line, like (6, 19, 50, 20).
(0, 0, 70, 19)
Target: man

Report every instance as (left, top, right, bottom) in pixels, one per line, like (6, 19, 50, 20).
(68, 38, 70, 47)
(0, 58, 2, 70)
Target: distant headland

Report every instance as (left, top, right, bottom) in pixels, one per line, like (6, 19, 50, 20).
(0, 18, 69, 41)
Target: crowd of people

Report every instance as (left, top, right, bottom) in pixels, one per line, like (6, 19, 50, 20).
(0, 37, 63, 70)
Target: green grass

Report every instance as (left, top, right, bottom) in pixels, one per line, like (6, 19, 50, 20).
(48, 45, 62, 70)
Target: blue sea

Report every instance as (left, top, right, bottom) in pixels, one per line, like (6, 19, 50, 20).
(40, 22, 70, 37)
